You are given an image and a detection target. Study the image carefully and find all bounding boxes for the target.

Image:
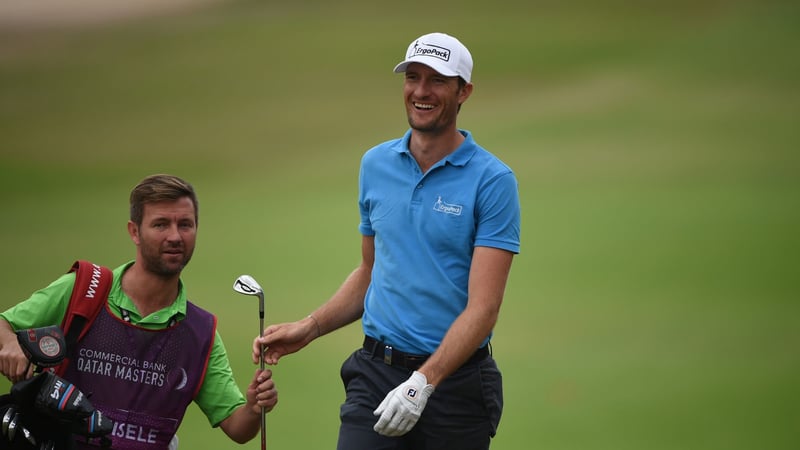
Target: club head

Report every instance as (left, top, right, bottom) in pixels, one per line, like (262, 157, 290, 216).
(2, 407, 13, 436)
(7, 412, 18, 442)
(234, 274, 264, 314)
(21, 425, 36, 446)
(233, 275, 263, 298)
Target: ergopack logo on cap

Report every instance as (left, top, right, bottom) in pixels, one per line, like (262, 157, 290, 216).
(410, 40, 451, 62)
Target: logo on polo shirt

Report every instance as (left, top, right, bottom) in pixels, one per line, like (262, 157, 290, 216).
(410, 40, 451, 62)
(433, 196, 462, 216)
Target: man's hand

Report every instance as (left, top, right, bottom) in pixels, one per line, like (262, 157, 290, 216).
(0, 320, 32, 383)
(252, 316, 318, 366)
(220, 368, 278, 443)
(373, 371, 434, 437)
(247, 368, 278, 414)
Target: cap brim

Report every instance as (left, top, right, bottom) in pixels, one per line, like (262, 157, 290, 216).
(393, 60, 460, 78)
(393, 61, 411, 73)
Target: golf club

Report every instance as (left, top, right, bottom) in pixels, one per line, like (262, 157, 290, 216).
(233, 274, 266, 450)
(2, 407, 13, 437)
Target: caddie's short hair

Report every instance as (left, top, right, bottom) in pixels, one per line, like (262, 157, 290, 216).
(129, 174, 198, 226)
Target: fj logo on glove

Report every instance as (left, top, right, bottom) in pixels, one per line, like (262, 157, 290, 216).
(405, 388, 418, 399)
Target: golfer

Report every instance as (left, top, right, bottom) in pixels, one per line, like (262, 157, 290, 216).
(254, 32, 520, 449)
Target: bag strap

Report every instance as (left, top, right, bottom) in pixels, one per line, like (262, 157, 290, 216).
(53, 260, 112, 376)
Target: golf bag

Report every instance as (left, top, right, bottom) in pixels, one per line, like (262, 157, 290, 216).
(0, 260, 116, 450)
(0, 326, 113, 449)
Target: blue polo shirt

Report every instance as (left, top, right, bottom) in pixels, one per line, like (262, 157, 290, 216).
(359, 129, 521, 354)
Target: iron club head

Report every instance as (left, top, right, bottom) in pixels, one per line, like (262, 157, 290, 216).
(233, 273, 265, 347)
(2, 407, 13, 436)
(7, 412, 18, 443)
(233, 274, 264, 316)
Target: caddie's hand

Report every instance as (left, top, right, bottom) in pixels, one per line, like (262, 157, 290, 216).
(0, 342, 32, 383)
(373, 370, 435, 437)
(247, 368, 278, 413)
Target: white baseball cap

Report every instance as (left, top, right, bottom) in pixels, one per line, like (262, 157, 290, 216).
(393, 32, 473, 83)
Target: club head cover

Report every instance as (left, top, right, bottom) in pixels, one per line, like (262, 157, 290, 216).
(15, 327, 66, 369)
(8, 374, 114, 448)
(9, 375, 46, 410)
(4, 380, 81, 450)
(31, 372, 94, 423)
(70, 410, 113, 438)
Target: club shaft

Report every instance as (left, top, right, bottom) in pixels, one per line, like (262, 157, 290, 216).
(260, 312, 266, 450)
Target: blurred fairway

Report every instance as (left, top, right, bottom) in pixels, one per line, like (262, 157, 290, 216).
(1, 0, 798, 448)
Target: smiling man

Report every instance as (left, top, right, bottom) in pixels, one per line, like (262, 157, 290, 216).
(254, 33, 521, 449)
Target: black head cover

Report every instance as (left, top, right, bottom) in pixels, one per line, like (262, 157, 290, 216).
(15, 327, 66, 369)
(1, 326, 113, 449)
(5, 372, 112, 449)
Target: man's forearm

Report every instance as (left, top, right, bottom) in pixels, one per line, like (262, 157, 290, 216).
(219, 403, 261, 444)
(419, 304, 498, 386)
(312, 264, 370, 335)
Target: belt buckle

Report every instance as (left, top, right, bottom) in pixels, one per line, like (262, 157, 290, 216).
(383, 345, 393, 365)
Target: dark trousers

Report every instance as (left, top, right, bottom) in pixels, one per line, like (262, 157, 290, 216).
(336, 346, 503, 450)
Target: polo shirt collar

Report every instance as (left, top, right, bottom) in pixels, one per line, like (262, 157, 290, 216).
(111, 261, 188, 326)
(393, 129, 478, 167)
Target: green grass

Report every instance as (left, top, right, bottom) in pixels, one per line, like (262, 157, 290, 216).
(1, 0, 798, 448)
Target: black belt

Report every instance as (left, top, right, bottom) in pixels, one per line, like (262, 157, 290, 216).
(363, 336, 489, 371)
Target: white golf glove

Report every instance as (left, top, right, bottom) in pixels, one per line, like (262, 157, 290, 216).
(373, 371, 435, 437)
